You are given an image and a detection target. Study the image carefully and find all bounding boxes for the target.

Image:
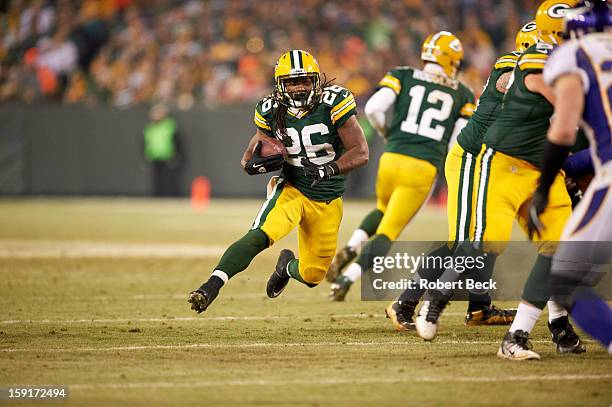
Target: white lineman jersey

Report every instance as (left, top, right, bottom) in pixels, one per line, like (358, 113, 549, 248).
(544, 33, 612, 173)
(545, 33, 612, 274)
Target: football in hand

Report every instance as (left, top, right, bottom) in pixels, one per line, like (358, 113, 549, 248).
(258, 137, 287, 158)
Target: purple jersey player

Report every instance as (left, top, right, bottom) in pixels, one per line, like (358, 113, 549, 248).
(529, 0, 612, 354)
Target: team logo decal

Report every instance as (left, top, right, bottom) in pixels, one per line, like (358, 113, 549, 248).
(449, 39, 462, 52)
(547, 3, 571, 18)
(521, 21, 537, 32)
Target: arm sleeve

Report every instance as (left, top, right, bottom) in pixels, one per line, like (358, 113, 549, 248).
(563, 148, 594, 178)
(364, 87, 396, 137)
(518, 44, 551, 74)
(330, 88, 357, 129)
(253, 101, 273, 136)
(377, 69, 403, 95)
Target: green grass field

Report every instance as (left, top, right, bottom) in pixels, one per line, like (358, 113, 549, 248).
(0, 198, 610, 406)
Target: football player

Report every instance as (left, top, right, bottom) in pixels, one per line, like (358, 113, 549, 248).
(188, 50, 368, 313)
(385, 22, 538, 332)
(327, 32, 476, 303)
(529, 0, 612, 354)
(414, 0, 587, 360)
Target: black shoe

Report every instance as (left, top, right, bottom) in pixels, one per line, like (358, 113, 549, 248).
(266, 249, 295, 298)
(188, 289, 213, 314)
(326, 246, 357, 283)
(465, 305, 517, 326)
(329, 275, 352, 301)
(548, 316, 587, 354)
(385, 300, 417, 331)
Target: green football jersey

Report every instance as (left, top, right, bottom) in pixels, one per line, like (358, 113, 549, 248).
(483, 43, 555, 168)
(253, 85, 357, 201)
(457, 51, 520, 156)
(378, 66, 475, 168)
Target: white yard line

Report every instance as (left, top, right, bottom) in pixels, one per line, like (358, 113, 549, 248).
(69, 374, 612, 390)
(0, 339, 558, 353)
(0, 240, 225, 258)
(0, 313, 465, 325)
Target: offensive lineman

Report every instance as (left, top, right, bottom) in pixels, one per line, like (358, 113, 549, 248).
(413, 1, 586, 361)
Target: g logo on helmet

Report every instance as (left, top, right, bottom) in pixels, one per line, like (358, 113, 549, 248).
(547, 3, 571, 18)
(449, 39, 462, 53)
(521, 21, 537, 32)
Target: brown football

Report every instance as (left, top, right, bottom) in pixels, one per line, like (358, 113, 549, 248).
(259, 137, 287, 158)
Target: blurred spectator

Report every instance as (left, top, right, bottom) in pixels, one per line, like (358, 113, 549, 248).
(143, 103, 183, 197)
(1, 0, 542, 108)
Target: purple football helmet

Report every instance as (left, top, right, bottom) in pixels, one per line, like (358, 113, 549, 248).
(564, 0, 612, 38)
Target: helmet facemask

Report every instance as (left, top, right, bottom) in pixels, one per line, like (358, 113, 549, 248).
(276, 73, 321, 109)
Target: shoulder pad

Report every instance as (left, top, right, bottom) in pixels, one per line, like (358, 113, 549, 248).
(494, 52, 520, 70)
(518, 43, 551, 71)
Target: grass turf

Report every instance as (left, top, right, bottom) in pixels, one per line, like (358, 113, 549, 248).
(0, 198, 610, 406)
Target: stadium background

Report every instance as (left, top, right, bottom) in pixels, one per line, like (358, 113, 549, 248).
(1, 0, 540, 197)
(3, 1, 611, 405)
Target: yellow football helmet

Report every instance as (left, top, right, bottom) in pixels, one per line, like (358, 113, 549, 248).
(515, 20, 538, 52)
(274, 50, 321, 108)
(420, 31, 464, 78)
(535, 0, 580, 44)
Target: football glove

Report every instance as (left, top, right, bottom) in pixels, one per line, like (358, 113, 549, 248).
(244, 141, 284, 175)
(301, 158, 340, 187)
(527, 191, 548, 239)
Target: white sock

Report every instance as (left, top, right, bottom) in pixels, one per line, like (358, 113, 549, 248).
(608, 341, 612, 355)
(211, 269, 229, 285)
(344, 262, 363, 283)
(347, 229, 369, 253)
(547, 300, 568, 323)
(509, 302, 542, 334)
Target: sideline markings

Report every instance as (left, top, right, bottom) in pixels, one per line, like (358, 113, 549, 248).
(0, 339, 564, 353)
(0, 240, 225, 259)
(0, 313, 465, 325)
(69, 374, 612, 389)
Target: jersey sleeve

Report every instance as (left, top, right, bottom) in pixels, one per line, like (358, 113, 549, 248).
(518, 43, 552, 74)
(377, 68, 405, 95)
(494, 51, 520, 71)
(329, 87, 357, 129)
(253, 98, 274, 136)
(543, 40, 590, 92)
(459, 86, 476, 119)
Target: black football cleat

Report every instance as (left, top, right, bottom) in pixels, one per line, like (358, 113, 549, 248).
(266, 249, 295, 298)
(548, 316, 586, 354)
(329, 275, 352, 301)
(326, 246, 357, 282)
(188, 289, 213, 314)
(385, 300, 417, 331)
(465, 305, 517, 326)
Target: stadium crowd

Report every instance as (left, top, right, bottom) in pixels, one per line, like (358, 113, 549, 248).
(1, 0, 540, 109)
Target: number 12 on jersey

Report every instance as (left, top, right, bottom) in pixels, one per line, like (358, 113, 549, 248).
(400, 85, 454, 141)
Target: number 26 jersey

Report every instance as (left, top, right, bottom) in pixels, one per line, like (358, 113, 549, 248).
(253, 85, 357, 202)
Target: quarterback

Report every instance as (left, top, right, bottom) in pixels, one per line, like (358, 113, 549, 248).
(328, 31, 475, 306)
(188, 50, 368, 313)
